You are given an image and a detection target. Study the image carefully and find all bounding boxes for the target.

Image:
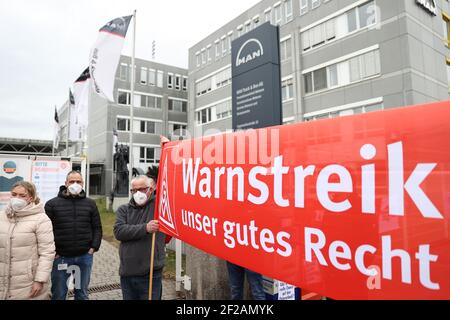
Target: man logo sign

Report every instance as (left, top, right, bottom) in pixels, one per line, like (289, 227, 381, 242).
(235, 38, 264, 67)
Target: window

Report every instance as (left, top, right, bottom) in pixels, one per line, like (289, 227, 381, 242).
(301, 1, 376, 53)
(221, 37, 227, 56)
(304, 73, 313, 94)
(215, 100, 232, 119)
(304, 101, 384, 121)
(446, 59, 450, 87)
(157, 71, 163, 88)
(237, 25, 243, 38)
(328, 64, 338, 87)
(311, 24, 325, 47)
(137, 120, 162, 135)
(325, 19, 336, 41)
(169, 99, 187, 112)
(182, 77, 188, 91)
(300, 0, 308, 16)
(347, 8, 358, 33)
(196, 68, 231, 97)
(312, 0, 321, 9)
(119, 63, 128, 81)
(196, 78, 212, 96)
(280, 38, 292, 61)
(302, 30, 310, 51)
(359, 1, 375, 29)
(139, 147, 161, 164)
(175, 75, 181, 90)
(140, 67, 147, 85)
(253, 15, 260, 27)
(285, 0, 293, 22)
(201, 49, 206, 65)
(133, 94, 141, 107)
(274, 5, 282, 25)
(245, 21, 252, 33)
(196, 108, 213, 125)
(207, 46, 212, 62)
(149, 69, 156, 86)
(117, 118, 130, 131)
(141, 95, 162, 109)
(282, 78, 294, 101)
(313, 68, 327, 91)
(215, 40, 220, 59)
(444, 13, 450, 46)
(167, 73, 173, 89)
(264, 8, 272, 23)
(169, 123, 188, 137)
(196, 53, 200, 67)
(304, 49, 381, 94)
(215, 68, 232, 88)
(227, 33, 233, 52)
(118, 91, 130, 105)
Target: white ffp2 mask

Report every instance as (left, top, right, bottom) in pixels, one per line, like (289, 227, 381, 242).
(68, 183, 83, 195)
(133, 191, 148, 206)
(10, 198, 28, 211)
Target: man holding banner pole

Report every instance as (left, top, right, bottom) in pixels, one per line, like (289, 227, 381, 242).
(113, 174, 165, 300)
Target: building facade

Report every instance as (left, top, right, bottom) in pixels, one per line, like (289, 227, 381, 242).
(58, 55, 188, 195)
(189, 0, 449, 139)
(186, 0, 450, 299)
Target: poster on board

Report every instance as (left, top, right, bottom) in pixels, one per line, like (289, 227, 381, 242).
(0, 156, 32, 211)
(31, 160, 72, 204)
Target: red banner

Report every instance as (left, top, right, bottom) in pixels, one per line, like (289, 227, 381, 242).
(155, 101, 450, 299)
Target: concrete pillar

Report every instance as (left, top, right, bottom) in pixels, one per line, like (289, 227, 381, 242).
(185, 245, 230, 300)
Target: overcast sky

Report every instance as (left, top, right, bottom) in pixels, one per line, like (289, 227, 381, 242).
(0, 0, 260, 141)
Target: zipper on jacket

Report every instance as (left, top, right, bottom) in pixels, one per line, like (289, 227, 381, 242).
(6, 219, 18, 299)
(73, 199, 77, 252)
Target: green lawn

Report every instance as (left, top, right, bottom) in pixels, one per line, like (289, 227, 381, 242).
(95, 198, 185, 279)
(95, 198, 120, 248)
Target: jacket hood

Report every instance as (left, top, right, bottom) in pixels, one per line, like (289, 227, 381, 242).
(57, 185, 87, 199)
(5, 201, 45, 219)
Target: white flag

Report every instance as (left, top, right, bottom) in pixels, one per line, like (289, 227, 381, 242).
(89, 15, 132, 102)
(68, 88, 81, 141)
(73, 67, 91, 142)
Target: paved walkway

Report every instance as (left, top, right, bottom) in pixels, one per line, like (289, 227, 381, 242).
(69, 240, 177, 300)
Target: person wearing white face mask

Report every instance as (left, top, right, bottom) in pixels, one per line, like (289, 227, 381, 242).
(0, 181, 55, 300)
(44, 170, 102, 300)
(114, 175, 166, 300)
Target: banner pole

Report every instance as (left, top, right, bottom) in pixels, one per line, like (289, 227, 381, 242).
(148, 232, 156, 300)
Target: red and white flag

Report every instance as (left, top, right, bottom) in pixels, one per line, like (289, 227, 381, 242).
(89, 15, 132, 102)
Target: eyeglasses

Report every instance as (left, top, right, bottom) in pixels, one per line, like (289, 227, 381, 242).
(130, 187, 150, 194)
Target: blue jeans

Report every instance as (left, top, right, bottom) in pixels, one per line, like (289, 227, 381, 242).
(226, 262, 266, 300)
(51, 253, 93, 300)
(120, 269, 163, 300)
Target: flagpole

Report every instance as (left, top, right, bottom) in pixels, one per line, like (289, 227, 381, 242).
(66, 90, 71, 157)
(86, 80, 91, 197)
(53, 105, 57, 157)
(128, 9, 136, 196)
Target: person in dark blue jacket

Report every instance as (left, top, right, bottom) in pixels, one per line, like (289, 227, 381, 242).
(45, 170, 102, 300)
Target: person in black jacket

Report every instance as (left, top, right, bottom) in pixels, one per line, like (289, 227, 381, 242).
(44, 170, 102, 300)
(114, 175, 165, 300)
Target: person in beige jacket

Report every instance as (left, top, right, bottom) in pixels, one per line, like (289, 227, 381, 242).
(0, 181, 55, 300)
